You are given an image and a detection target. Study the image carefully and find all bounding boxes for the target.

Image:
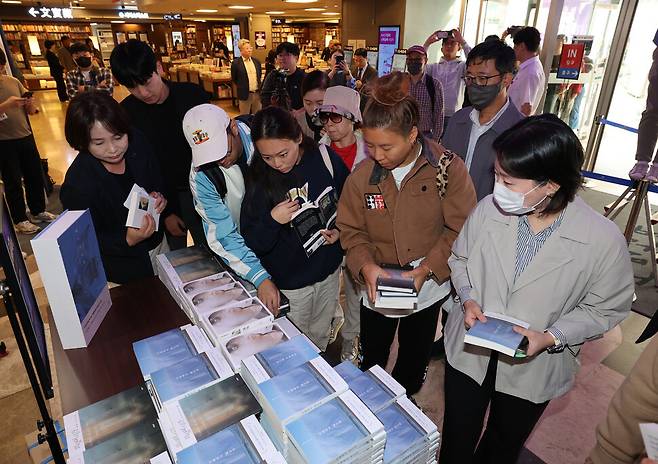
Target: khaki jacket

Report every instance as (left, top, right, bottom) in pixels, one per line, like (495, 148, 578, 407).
(446, 195, 634, 404)
(587, 334, 658, 464)
(337, 137, 476, 285)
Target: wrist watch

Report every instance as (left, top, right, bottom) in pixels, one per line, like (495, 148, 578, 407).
(544, 329, 565, 353)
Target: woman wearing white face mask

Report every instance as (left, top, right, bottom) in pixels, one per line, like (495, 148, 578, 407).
(440, 114, 635, 464)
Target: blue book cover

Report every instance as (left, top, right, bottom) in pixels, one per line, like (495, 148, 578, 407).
(376, 403, 425, 463)
(133, 328, 196, 378)
(347, 372, 393, 413)
(255, 335, 318, 377)
(286, 398, 369, 464)
(334, 360, 363, 383)
(465, 313, 527, 355)
(151, 353, 219, 403)
(176, 424, 258, 464)
(81, 420, 167, 464)
(259, 363, 333, 421)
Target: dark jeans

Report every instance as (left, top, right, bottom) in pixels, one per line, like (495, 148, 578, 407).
(0, 134, 46, 224)
(166, 189, 208, 250)
(637, 47, 658, 163)
(53, 73, 68, 102)
(360, 296, 445, 395)
(439, 355, 549, 464)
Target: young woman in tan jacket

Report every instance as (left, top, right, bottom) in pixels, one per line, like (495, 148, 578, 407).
(336, 72, 476, 394)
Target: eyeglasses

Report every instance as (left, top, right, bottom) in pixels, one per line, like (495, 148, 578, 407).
(319, 112, 346, 124)
(463, 74, 502, 86)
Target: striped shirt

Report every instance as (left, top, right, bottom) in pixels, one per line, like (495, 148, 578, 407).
(514, 211, 565, 281)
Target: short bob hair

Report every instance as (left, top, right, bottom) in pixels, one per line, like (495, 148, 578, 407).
(110, 39, 157, 88)
(65, 91, 131, 152)
(301, 69, 329, 97)
(493, 114, 584, 215)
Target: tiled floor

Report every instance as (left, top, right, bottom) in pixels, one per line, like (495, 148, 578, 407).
(0, 88, 653, 464)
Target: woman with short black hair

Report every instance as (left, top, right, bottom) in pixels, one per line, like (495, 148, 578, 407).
(440, 114, 635, 464)
(61, 90, 168, 284)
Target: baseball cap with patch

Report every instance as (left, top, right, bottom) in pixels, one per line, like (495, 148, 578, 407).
(317, 86, 362, 123)
(183, 104, 231, 168)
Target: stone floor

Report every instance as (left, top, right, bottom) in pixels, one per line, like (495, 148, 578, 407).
(0, 87, 654, 464)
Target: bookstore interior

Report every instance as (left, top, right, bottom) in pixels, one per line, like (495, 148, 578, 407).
(1, 0, 658, 463)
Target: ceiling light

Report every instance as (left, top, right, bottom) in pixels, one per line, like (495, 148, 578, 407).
(194, 19, 206, 22)
(321, 12, 340, 15)
(71, 5, 86, 9)
(90, 22, 98, 25)
(283, 0, 318, 3)
(304, 7, 325, 11)
(196, 9, 218, 13)
(266, 11, 285, 14)
(1, 0, 22, 3)
(111, 20, 125, 23)
(228, 5, 253, 9)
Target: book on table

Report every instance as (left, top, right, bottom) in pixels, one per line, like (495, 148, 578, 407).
(132, 324, 213, 381)
(124, 183, 160, 231)
(31, 209, 111, 349)
(289, 185, 338, 257)
(197, 296, 274, 345)
(63, 384, 158, 459)
(464, 311, 531, 357)
(335, 361, 406, 413)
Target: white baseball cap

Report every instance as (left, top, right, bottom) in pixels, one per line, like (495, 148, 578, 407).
(183, 104, 231, 168)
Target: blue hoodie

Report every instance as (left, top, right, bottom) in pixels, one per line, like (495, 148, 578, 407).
(189, 120, 270, 288)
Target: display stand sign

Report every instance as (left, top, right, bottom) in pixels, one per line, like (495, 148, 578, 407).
(366, 46, 379, 71)
(391, 48, 407, 73)
(557, 43, 585, 79)
(343, 45, 354, 66)
(377, 25, 400, 77)
(255, 31, 266, 49)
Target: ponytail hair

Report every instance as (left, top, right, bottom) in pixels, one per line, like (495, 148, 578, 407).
(362, 71, 419, 137)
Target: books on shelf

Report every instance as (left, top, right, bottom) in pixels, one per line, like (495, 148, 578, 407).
(124, 184, 160, 231)
(159, 374, 261, 457)
(176, 415, 284, 464)
(289, 185, 338, 257)
(220, 316, 301, 372)
(132, 324, 213, 381)
(375, 264, 418, 310)
(149, 348, 233, 410)
(64, 384, 157, 459)
(335, 361, 406, 413)
(285, 390, 386, 464)
(197, 297, 274, 345)
(375, 396, 441, 464)
(464, 311, 530, 357)
(31, 209, 111, 349)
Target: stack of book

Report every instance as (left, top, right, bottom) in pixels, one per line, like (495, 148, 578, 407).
(334, 361, 406, 413)
(159, 374, 262, 458)
(175, 415, 285, 464)
(240, 335, 321, 394)
(63, 384, 171, 463)
(375, 265, 418, 310)
(219, 316, 302, 372)
(251, 357, 349, 457)
(375, 397, 441, 464)
(285, 390, 387, 464)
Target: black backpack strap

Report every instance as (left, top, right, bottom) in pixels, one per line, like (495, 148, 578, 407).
(425, 73, 436, 116)
(199, 163, 228, 200)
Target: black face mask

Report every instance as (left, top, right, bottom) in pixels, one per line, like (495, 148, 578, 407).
(407, 61, 423, 76)
(467, 81, 502, 111)
(75, 56, 92, 68)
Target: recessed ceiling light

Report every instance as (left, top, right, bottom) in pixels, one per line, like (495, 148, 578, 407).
(228, 5, 253, 9)
(71, 5, 85, 9)
(194, 19, 206, 22)
(196, 9, 218, 13)
(321, 12, 340, 15)
(283, 0, 318, 3)
(304, 7, 325, 11)
(111, 20, 125, 23)
(266, 11, 285, 14)
(90, 22, 98, 25)
(1, 0, 22, 4)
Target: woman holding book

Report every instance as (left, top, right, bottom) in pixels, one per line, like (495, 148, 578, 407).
(336, 71, 476, 395)
(440, 114, 634, 464)
(240, 106, 349, 351)
(61, 91, 168, 284)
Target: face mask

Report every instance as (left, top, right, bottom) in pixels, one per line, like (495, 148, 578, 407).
(493, 181, 547, 215)
(407, 61, 423, 76)
(76, 56, 92, 68)
(467, 81, 501, 110)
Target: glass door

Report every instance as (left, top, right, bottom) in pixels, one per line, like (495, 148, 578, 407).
(589, 0, 658, 178)
(461, 0, 546, 46)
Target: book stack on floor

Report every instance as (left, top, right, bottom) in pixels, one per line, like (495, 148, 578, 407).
(375, 265, 418, 310)
(63, 385, 171, 464)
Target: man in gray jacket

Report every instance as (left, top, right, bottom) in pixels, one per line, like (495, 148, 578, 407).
(442, 39, 523, 201)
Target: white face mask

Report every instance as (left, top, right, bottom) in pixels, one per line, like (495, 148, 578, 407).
(493, 181, 547, 215)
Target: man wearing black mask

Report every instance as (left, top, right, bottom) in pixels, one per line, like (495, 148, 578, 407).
(65, 42, 113, 99)
(405, 45, 444, 142)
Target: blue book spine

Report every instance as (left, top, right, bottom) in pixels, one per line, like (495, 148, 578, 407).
(376, 403, 425, 463)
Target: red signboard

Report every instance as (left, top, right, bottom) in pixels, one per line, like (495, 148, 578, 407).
(557, 43, 585, 79)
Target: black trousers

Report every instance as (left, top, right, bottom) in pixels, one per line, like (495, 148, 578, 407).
(0, 134, 46, 224)
(52, 73, 68, 102)
(439, 355, 549, 464)
(360, 295, 445, 395)
(166, 189, 208, 250)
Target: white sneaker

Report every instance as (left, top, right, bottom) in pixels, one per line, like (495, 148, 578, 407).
(32, 211, 57, 222)
(15, 221, 40, 234)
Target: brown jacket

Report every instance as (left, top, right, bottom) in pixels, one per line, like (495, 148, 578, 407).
(587, 334, 658, 464)
(337, 137, 476, 285)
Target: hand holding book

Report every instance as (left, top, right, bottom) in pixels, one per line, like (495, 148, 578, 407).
(361, 263, 390, 303)
(463, 300, 487, 329)
(271, 199, 300, 224)
(512, 326, 556, 357)
(319, 228, 339, 245)
(400, 263, 432, 293)
(126, 213, 157, 246)
(150, 191, 167, 214)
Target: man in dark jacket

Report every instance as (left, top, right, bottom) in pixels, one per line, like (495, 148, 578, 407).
(110, 39, 210, 250)
(260, 42, 305, 111)
(351, 48, 377, 92)
(230, 39, 262, 115)
(44, 40, 68, 102)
